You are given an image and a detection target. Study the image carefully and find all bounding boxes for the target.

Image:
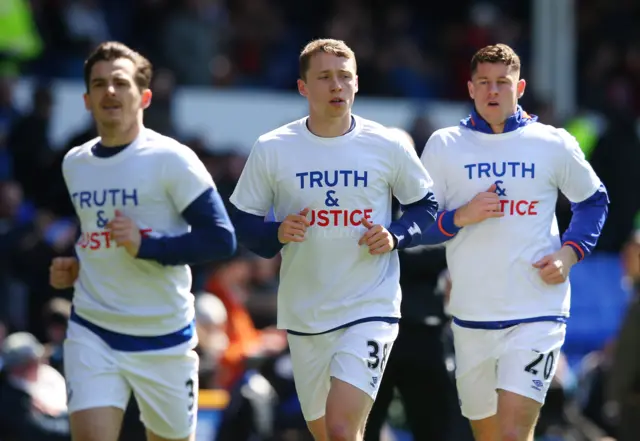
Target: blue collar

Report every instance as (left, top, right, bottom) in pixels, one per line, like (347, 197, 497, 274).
(460, 105, 538, 134)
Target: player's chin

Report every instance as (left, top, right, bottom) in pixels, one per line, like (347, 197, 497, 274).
(325, 103, 350, 116)
(97, 115, 123, 127)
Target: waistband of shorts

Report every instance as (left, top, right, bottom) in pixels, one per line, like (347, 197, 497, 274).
(70, 307, 195, 351)
(287, 316, 399, 336)
(452, 315, 568, 330)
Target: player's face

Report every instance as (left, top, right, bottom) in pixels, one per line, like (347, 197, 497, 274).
(84, 58, 151, 129)
(468, 62, 526, 126)
(297, 52, 358, 119)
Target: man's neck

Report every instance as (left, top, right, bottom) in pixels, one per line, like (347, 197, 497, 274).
(306, 113, 353, 138)
(98, 121, 141, 147)
(490, 122, 505, 134)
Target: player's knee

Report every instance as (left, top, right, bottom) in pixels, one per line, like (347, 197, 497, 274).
(325, 420, 355, 441)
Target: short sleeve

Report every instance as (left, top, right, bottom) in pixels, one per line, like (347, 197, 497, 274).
(554, 130, 601, 203)
(419, 133, 447, 210)
(229, 141, 274, 216)
(163, 145, 215, 213)
(390, 134, 434, 205)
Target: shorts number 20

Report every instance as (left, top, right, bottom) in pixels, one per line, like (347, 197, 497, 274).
(524, 351, 555, 380)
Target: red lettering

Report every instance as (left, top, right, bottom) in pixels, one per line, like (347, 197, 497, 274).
(350, 209, 363, 226)
(100, 231, 112, 247)
(90, 232, 101, 250)
(515, 200, 528, 216)
(329, 209, 341, 226)
(140, 228, 152, 239)
(496, 199, 539, 216)
(307, 208, 375, 226)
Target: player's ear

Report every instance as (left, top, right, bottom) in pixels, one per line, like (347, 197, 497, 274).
(297, 79, 307, 97)
(467, 80, 475, 100)
(83, 93, 91, 111)
(141, 89, 152, 109)
(517, 78, 526, 99)
(354, 75, 359, 94)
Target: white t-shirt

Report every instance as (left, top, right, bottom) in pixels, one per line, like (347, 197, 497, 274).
(230, 115, 433, 333)
(63, 128, 214, 336)
(421, 123, 601, 322)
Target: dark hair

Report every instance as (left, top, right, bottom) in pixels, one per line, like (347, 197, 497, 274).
(83, 41, 152, 92)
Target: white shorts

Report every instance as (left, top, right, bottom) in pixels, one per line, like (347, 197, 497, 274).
(63, 320, 199, 439)
(451, 320, 566, 420)
(287, 321, 399, 422)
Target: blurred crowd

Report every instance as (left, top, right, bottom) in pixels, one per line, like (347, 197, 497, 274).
(0, 0, 639, 440)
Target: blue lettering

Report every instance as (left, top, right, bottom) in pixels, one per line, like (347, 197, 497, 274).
(339, 170, 353, 186)
(296, 172, 308, 189)
(463, 162, 536, 179)
(507, 162, 520, 177)
(478, 163, 491, 178)
(492, 162, 506, 177)
(353, 170, 368, 187)
(464, 164, 476, 180)
(309, 171, 323, 188)
(324, 171, 338, 187)
(122, 188, 138, 205)
(522, 163, 535, 179)
(295, 170, 368, 188)
(71, 189, 139, 208)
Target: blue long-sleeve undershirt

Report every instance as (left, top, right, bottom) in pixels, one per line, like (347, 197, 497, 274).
(136, 187, 237, 265)
(561, 184, 609, 261)
(232, 192, 438, 257)
(388, 192, 438, 249)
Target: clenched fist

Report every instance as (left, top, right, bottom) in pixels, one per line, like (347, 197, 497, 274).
(454, 183, 505, 227)
(358, 218, 395, 255)
(49, 257, 80, 289)
(278, 208, 311, 244)
(107, 210, 141, 256)
(532, 246, 578, 285)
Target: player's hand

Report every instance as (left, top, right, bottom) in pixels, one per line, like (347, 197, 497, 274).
(358, 218, 395, 255)
(532, 246, 578, 285)
(49, 257, 79, 289)
(453, 184, 504, 227)
(107, 210, 142, 257)
(278, 208, 310, 244)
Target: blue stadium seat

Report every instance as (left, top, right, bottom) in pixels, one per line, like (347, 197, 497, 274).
(564, 253, 631, 358)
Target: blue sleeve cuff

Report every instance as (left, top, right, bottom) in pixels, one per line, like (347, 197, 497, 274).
(416, 210, 461, 246)
(439, 210, 462, 236)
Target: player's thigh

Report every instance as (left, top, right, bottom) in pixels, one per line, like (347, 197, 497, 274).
(120, 348, 199, 441)
(450, 323, 501, 420)
(327, 321, 399, 426)
(497, 321, 565, 408)
(70, 407, 126, 441)
(64, 320, 131, 440)
(287, 332, 336, 422)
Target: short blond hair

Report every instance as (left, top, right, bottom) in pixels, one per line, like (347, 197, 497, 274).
(470, 44, 521, 76)
(299, 38, 356, 81)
